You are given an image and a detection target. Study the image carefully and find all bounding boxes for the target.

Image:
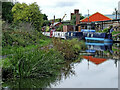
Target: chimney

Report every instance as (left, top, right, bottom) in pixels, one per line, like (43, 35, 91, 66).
(74, 9, 79, 14)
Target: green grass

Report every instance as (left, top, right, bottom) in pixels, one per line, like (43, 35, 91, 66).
(2, 27, 52, 56)
(2, 28, 51, 47)
(2, 23, 58, 79)
(2, 38, 51, 56)
(2, 49, 64, 78)
(2, 45, 38, 56)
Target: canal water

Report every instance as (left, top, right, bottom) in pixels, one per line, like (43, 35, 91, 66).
(50, 59, 118, 88)
(50, 42, 119, 88)
(2, 42, 119, 88)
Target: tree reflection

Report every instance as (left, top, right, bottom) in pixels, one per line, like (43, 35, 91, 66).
(2, 59, 82, 88)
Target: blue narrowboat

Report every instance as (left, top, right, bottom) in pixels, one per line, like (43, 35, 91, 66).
(84, 32, 113, 43)
(81, 29, 96, 32)
(65, 31, 83, 40)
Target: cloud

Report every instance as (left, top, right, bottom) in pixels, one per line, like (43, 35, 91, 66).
(16, 0, 120, 20)
(55, 1, 78, 7)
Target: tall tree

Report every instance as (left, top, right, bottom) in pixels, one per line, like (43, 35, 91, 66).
(12, 2, 43, 31)
(2, 2, 14, 23)
(43, 14, 48, 20)
(42, 14, 51, 26)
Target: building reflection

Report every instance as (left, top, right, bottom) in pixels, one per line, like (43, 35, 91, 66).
(83, 56, 107, 65)
(83, 42, 119, 67)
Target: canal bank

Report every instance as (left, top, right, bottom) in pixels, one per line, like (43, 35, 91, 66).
(2, 41, 119, 88)
(2, 22, 120, 88)
(2, 58, 118, 88)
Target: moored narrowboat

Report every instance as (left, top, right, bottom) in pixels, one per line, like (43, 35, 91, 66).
(65, 31, 83, 40)
(84, 32, 113, 43)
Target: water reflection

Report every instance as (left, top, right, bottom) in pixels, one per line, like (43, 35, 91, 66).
(83, 42, 120, 67)
(50, 42, 119, 88)
(85, 42, 113, 53)
(85, 42, 120, 60)
(2, 42, 119, 88)
(2, 60, 78, 88)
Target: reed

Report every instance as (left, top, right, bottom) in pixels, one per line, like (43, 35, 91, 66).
(2, 49, 64, 79)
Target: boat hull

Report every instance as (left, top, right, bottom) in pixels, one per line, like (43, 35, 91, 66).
(85, 37, 113, 43)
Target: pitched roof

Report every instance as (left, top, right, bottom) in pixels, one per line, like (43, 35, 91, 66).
(80, 12, 112, 22)
(83, 56, 107, 65)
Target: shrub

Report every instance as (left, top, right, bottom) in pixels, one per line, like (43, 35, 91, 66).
(52, 38, 86, 60)
(2, 22, 50, 47)
(2, 49, 64, 78)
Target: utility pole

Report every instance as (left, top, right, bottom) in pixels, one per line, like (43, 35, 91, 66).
(88, 9, 89, 22)
(54, 15, 55, 22)
(88, 9, 90, 29)
(115, 8, 118, 19)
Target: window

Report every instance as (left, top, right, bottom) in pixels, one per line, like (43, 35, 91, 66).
(91, 34, 93, 37)
(71, 33, 73, 36)
(58, 33, 60, 36)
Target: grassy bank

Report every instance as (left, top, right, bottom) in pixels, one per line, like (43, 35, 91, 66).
(2, 23, 65, 79)
(2, 49, 64, 79)
(2, 22, 85, 80)
(2, 26, 51, 56)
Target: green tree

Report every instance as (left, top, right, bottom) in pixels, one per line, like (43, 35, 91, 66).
(70, 14, 84, 25)
(2, 2, 14, 23)
(80, 13, 84, 20)
(43, 20, 50, 26)
(70, 15, 76, 25)
(56, 24, 63, 31)
(42, 14, 51, 26)
(43, 14, 48, 20)
(12, 2, 43, 31)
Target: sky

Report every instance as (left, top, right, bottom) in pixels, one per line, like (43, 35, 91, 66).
(15, 0, 120, 20)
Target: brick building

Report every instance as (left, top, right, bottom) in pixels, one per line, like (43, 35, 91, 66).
(71, 9, 80, 25)
(63, 25, 74, 32)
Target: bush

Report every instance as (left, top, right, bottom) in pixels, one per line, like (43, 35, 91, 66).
(2, 22, 50, 47)
(2, 49, 64, 78)
(52, 38, 86, 60)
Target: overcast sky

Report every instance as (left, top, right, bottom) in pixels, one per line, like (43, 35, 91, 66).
(16, 0, 120, 20)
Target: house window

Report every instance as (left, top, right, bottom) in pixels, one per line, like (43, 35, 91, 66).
(68, 33, 69, 36)
(58, 33, 60, 36)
